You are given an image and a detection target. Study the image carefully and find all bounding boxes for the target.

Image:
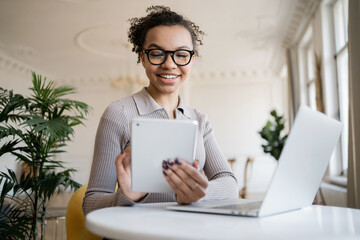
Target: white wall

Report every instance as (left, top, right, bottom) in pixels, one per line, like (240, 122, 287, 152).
(189, 70, 288, 193)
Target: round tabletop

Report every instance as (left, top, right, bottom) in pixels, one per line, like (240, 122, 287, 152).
(86, 204, 360, 240)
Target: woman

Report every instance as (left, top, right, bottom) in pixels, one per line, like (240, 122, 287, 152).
(83, 5, 238, 215)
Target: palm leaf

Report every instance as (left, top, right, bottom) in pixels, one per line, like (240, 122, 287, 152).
(0, 202, 33, 240)
(0, 139, 21, 157)
(0, 88, 28, 124)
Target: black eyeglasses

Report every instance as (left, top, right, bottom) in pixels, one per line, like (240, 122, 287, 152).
(143, 49, 195, 66)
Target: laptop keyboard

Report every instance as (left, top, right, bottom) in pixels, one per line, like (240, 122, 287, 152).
(212, 201, 262, 212)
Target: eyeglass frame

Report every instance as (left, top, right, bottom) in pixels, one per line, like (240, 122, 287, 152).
(143, 49, 195, 66)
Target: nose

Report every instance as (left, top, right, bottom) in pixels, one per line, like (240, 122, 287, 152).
(161, 53, 177, 69)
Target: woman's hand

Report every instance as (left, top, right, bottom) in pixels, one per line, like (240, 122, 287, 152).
(115, 147, 147, 202)
(162, 158, 208, 205)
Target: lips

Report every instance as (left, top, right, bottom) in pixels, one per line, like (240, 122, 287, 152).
(158, 74, 179, 79)
(157, 74, 180, 84)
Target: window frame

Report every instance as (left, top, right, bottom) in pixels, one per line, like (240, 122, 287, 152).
(297, 25, 317, 111)
(332, 0, 349, 173)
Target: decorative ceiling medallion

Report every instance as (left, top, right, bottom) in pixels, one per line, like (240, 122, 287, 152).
(75, 25, 130, 59)
(236, 17, 276, 50)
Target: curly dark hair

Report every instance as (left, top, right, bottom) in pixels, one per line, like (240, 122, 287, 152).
(128, 5, 205, 63)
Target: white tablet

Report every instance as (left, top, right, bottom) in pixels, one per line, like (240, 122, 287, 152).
(131, 118, 198, 193)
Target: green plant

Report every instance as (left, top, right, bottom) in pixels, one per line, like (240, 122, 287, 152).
(0, 72, 91, 240)
(258, 110, 288, 161)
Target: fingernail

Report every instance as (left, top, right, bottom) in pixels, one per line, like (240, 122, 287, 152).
(175, 158, 182, 165)
(167, 159, 174, 166)
(162, 170, 167, 176)
(162, 162, 168, 170)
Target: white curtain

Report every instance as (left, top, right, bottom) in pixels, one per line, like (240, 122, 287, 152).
(347, 0, 360, 209)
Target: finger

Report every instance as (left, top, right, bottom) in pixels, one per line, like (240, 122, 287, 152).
(115, 153, 126, 172)
(164, 162, 206, 201)
(163, 162, 207, 203)
(167, 159, 205, 189)
(193, 160, 199, 170)
(162, 170, 188, 198)
(124, 146, 131, 154)
(168, 159, 208, 188)
(164, 168, 205, 202)
(115, 151, 131, 175)
(162, 165, 194, 198)
(123, 154, 131, 170)
(163, 168, 194, 204)
(116, 146, 130, 164)
(123, 147, 131, 166)
(168, 160, 194, 186)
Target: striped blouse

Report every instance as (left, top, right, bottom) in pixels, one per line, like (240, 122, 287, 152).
(82, 88, 238, 215)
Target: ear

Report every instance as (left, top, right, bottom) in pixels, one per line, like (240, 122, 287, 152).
(140, 52, 146, 67)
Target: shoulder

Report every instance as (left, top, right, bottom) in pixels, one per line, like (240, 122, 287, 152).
(101, 95, 134, 122)
(184, 107, 211, 131)
(193, 108, 208, 124)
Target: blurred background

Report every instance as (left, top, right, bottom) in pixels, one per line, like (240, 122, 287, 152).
(0, 0, 352, 207)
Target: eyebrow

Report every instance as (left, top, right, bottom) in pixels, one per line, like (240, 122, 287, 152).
(146, 43, 191, 50)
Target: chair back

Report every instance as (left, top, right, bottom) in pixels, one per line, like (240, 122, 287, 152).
(66, 184, 102, 240)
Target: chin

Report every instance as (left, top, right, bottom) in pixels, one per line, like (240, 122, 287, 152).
(160, 86, 180, 94)
(152, 81, 183, 93)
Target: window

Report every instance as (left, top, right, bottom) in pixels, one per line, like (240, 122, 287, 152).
(306, 44, 317, 110)
(333, 0, 349, 172)
(291, 0, 349, 176)
(298, 26, 317, 111)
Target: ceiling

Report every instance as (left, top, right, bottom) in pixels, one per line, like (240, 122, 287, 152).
(0, 0, 313, 83)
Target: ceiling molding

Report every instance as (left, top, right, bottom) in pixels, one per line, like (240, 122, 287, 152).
(0, 42, 36, 61)
(287, 0, 320, 48)
(53, 69, 276, 88)
(0, 52, 55, 82)
(0, 53, 35, 76)
(270, 0, 318, 74)
(0, 51, 279, 88)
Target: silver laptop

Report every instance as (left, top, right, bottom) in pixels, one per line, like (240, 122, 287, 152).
(167, 105, 343, 217)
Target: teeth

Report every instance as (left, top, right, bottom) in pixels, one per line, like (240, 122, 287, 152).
(160, 75, 177, 79)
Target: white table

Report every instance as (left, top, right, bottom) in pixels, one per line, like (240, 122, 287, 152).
(86, 204, 360, 240)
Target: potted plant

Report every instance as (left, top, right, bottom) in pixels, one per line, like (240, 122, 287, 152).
(0, 72, 91, 240)
(258, 110, 288, 161)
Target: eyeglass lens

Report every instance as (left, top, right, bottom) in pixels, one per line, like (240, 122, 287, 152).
(147, 49, 192, 65)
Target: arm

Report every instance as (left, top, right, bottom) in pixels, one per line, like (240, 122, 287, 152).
(82, 103, 175, 215)
(200, 114, 239, 201)
(82, 104, 132, 215)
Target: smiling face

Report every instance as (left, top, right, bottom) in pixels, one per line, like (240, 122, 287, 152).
(140, 25, 194, 97)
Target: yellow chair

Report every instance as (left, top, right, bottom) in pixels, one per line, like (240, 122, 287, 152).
(66, 184, 102, 240)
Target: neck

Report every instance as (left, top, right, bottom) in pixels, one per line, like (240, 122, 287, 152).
(146, 87, 179, 119)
